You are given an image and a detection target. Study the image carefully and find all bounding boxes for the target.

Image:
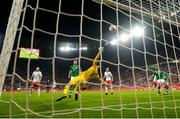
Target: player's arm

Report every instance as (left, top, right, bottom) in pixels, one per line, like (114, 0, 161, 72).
(79, 66, 82, 73)
(103, 72, 106, 80)
(39, 72, 42, 83)
(68, 65, 72, 79)
(40, 76, 42, 82)
(93, 47, 104, 66)
(110, 72, 113, 81)
(68, 70, 72, 79)
(31, 72, 34, 81)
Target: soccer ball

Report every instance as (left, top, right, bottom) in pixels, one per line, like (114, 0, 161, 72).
(109, 25, 117, 32)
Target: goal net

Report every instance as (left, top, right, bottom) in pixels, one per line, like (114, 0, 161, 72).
(0, 0, 180, 118)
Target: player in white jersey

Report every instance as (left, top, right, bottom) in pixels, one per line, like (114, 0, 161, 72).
(52, 80, 57, 92)
(104, 67, 113, 95)
(30, 67, 42, 96)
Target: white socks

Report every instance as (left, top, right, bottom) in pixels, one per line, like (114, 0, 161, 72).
(105, 87, 108, 93)
(38, 88, 40, 97)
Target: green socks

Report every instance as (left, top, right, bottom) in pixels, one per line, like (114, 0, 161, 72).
(69, 85, 75, 95)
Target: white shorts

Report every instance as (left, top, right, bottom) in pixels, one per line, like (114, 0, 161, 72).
(157, 79, 165, 85)
(52, 83, 56, 88)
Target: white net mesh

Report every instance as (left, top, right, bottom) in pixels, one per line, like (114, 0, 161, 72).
(0, 0, 180, 118)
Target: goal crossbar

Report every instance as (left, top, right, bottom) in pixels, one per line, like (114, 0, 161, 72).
(93, 0, 180, 27)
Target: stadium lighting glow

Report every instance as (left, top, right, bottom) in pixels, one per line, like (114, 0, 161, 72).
(110, 34, 129, 45)
(60, 46, 75, 52)
(131, 26, 144, 37)
(110, 26, 145, 45)
(80, 47, 88, 50)
(120, 33, 130, 42)
(59, 46, 87, 52)
(172, 60, 179, 63)
(110, 39, 118, 45)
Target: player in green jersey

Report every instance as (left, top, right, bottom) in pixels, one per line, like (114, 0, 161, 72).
(68, 59, 80, 98)
(149, 71, 159, 90)
(150, 65, 169, 95)
(157, 71, 169, 95)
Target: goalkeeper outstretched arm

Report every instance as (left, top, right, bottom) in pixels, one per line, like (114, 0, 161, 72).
(92, 47, 107, 84)
(92, 47, 104, 66)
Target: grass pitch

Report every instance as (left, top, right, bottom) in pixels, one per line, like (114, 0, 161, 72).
(0, 90, 180, 118)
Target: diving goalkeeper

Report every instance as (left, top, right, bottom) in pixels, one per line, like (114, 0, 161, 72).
(56, 48, 106, 101)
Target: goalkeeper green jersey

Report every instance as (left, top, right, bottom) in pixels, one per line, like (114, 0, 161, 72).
(69, 65, 80, 77)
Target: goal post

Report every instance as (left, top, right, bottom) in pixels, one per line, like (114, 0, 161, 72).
(0, 0, 25, 96)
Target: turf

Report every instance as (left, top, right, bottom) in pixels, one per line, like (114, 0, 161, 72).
(0, 90, 180, 118)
